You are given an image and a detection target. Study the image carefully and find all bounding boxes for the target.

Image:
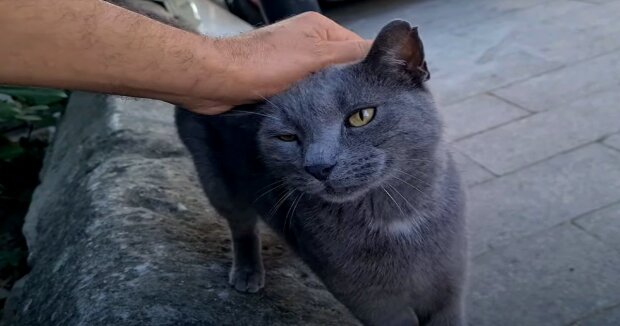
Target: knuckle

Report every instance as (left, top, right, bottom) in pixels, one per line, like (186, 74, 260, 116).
(314, 41, 332, 66)
(357, 41, 367, 56)
(298, 11, 324, 23)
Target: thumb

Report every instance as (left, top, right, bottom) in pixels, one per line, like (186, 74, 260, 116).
(321, 39, 373, 66)
(185, 103, 234, 115)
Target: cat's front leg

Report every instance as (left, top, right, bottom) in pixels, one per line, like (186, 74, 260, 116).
(226, 214, 264, 293)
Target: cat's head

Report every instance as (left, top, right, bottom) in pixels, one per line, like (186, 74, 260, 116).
(258, 20, 441, 203)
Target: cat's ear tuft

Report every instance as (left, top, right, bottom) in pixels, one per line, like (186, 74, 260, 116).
(364, 20, 430, 82)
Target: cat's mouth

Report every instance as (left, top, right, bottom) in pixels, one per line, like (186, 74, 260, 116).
(316, 184, 369, 203)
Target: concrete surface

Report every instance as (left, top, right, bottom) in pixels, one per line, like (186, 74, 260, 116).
(326, 0, 620, 325)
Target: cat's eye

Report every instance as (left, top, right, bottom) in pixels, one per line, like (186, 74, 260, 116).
(347, 108, 376, 127)
(276, 134, 297, 142)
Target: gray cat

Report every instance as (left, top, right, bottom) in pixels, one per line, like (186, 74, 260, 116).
(176, 20, 467, 326)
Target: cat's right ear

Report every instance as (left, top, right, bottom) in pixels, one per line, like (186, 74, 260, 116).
(363, 20, 430, 84)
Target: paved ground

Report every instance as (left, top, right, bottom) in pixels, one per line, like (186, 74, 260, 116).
(326, 1, 620, 325)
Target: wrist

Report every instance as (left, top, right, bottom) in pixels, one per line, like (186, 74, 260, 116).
(190, 37, 242, 103)
(202, 36, 278, 105)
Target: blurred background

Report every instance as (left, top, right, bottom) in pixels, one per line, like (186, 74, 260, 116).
(1, 0, 619, 325)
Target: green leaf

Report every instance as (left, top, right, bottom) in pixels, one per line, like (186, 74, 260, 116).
(0, 143, 24, 161)
(15, 114, 42, 121)
(0, 103, 21, 129)
(0, 86, 67, 105)
(32, 114, 58, 129)
(0, 102, 17, 119)
(26, 105, 50, 111)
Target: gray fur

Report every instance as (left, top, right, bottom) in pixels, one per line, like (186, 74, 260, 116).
(176, 20, 467, 326)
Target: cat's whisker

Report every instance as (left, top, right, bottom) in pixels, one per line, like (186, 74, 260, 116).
(267, 189, 296, 221)
(253, 182, 287, 203)
(393, 169, 433, 189)
(254, 93, 286, 113)
(391, 175, 431, 200)
(283, 192, 297, 231)
(386, 184, 412, 210)
(396, 158, 434, 164)
(381, 185, 405, 217)
(225, 110, 280, 120)
(285, 193, 304, 232)
(255, 179, 286, 195)
(386, 183, 425, 219)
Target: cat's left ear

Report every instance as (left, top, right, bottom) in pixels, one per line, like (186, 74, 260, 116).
(364, 20, 430, 83)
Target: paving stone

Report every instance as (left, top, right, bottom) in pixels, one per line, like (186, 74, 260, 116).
(451, 150, 495, 187)
(580, 0, 620, 4)
(328, 0, 555, 38)
(466, 144, 620, 255)
(575, 305, 620, 326)
(604, 133, 620, 151)
(493, 50, 620, 112)
(455, 90, 620, 175)
(431, 45, 561, 105)
(331, 0, 564, 105)
(574, 202, 620, 252)
(468, 224, 620, 326)
(440, 94, 528, 142)
(452, 1, 620, 65)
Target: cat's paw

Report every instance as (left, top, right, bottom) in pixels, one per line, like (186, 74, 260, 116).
(229, 265, 265, 293)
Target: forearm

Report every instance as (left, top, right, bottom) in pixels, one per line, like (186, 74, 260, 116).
(0, 0, 222, 101)
(1, 1, 370, 114)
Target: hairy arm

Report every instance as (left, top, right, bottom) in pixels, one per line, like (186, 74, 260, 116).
(0, 0, 371, 114)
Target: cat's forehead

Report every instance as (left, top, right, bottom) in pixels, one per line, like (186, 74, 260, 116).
(267, 65, 374, 118)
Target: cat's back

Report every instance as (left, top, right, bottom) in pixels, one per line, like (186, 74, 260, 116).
(175, 107, 270, 210)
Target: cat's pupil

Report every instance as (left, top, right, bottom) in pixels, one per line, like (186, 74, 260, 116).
(359, 111, 365, 121)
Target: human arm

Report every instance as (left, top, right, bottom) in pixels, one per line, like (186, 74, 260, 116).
(0, 0, 371, 114)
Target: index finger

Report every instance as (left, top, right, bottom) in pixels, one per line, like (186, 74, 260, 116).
(322, 39, 374, 66)
(321, 17, 365, 42)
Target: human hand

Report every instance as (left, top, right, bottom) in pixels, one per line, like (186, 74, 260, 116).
(179, 12, 372, 114)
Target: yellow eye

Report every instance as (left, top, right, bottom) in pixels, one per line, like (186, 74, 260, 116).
(347, 108, 376, 127)
(277, 134, 297, 142)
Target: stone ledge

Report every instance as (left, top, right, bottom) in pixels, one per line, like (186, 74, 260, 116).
(2, 93, 358, 325)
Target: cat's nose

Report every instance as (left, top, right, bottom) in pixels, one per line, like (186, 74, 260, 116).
(304, 163, 335, 181)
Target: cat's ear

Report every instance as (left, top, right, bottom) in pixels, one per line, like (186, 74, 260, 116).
(364, 20, 430, 83)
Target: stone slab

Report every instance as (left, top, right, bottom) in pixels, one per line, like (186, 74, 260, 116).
(429, 42, 561, 105)
(455, 90, 620, 175)
(574, 202, 620, 252)
(468, 224, 620, 326)
(575, 305, 620, 326)
(328, 0, 556, 38)
(330, 0, 564, 105)
(493, 50, 620, 112)
(451, 151, 495, 187)
(604, 133, 620, 151)
(451, 1, 620, 65)
(466, 144, 620, 255)
(440, 94, 528, 142)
